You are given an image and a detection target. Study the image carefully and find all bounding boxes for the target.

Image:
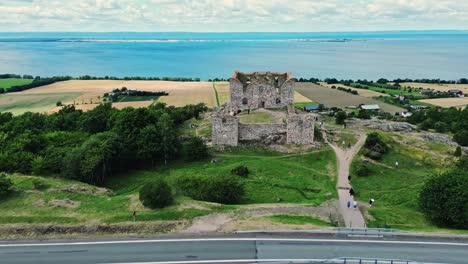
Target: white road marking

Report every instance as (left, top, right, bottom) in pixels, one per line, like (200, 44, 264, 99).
(0, 238, 466, 247)
(98, 259, 447, 264)
(100, 259, 326, 264)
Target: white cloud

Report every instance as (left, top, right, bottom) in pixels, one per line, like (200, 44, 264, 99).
(0, 0, 467, 31)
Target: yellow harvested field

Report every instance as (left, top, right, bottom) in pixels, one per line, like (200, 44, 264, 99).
(213, 82, 230, 105)
(399, 82, 468, 93)
(294, 91, 313, 102)
(6, 80, 217, 114)
(419, 97, 468, 108)
(319, 82, 389, 98)
(123, 81, 216, 107)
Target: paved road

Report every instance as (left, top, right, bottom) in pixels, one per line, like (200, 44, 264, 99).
(323, 130, 367, 228)
(1, 237, 467, 264)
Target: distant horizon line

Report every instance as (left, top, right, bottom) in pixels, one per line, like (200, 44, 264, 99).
(1, 29, 468, 34)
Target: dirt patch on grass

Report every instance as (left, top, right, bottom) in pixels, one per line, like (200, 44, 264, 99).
(48, 199, 81, 208)
(0, 221, 186, 239)
(183, 200, 341, 233)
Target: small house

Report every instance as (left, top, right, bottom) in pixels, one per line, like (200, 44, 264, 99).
(360, 104, 380, 111)
(303, 105, 320, 112)
(448, 89, 464, 98)
(410, 105, 428, 110)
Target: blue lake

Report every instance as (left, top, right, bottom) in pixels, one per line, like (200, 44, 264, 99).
(0, 31, 467, 80)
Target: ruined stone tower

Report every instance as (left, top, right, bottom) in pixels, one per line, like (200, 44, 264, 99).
(212, 71, 316, 146)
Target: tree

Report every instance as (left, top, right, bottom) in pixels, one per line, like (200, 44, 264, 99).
(364, 132, 388, 160)
(137, 125, 161, 165)
(454, 146, 462, 157)
(139, 179, 173, 209)
(185, 136, 209, 161)
(453, 131, 468, 146)
(335, 111, 347, 125)
(231, 166, 249, 177)
(0, 173, 13, 199)
(434, 121, 448, 133)
(357, 109, 371, 119)
(419, 170, 468, 229)
(377, 78, 389, 84)
(156, 113, 179, 164)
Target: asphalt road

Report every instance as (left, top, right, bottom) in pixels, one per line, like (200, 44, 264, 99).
(1, 237, 467, 264)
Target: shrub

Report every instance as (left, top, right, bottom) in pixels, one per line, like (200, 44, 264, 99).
(419, 170, 468, 229)
(355, 163, 372, 176)
(335, 111, 347, 125)
(185, 136, 209, 161)
(139, 179, 174, 209)
(364, 132, 388, 160)
(364, 150, 383, 160)
(454, 146, 462, 157)
(176, 174, 244, 204)
(0, 173, 13, 198)
(453, 131, 468, 147)
(32, 179, 49, 190)
(231, 166, 249, 177)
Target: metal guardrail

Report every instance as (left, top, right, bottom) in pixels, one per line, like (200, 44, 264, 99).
(322, 257, 418, 264)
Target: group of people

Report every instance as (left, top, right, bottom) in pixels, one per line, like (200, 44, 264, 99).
(347, 187, 375, 210)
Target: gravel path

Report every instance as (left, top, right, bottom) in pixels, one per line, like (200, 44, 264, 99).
(323, 129, 367, 228)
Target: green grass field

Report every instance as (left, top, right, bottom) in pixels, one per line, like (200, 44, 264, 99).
(238, 111, 276, 124)
(114, 95, 160, 102)
(0, 147, 337, 225)
(0, 78, 33, 90)
(351, 83, 425, 99)
(350, 132, 466, 233)
(0, 92, 82, 115)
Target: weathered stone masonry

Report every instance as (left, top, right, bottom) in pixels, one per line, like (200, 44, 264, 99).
(212, 71, 316, 146)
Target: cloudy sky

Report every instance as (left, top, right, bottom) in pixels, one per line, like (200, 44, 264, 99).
(1, 0, 468, 32)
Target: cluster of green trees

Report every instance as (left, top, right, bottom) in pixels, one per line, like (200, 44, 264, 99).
(79, 75, 200, 82)
(331, 85, 359, 95)
(419, 156, 468, 229)
(363, 132, 389, 160)
(0, 102, 208, 185)
(324, 77, 468, 85)
(408, 107, 468, 146)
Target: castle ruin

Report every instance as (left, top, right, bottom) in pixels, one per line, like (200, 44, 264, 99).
(212, 71, 317, 146)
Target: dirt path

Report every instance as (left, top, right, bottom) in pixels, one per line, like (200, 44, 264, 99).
(182, 201, 342, 233)
(323, 129, 367, 228)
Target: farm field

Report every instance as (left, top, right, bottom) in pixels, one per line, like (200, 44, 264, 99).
(0, 80, 217, 114)
(296, 83, 405, 113)
(399, 82, 468, 93)
(319, 83, 389, 98)
(0, 78, 33, 89)
(213, 82, 230, 105)
(0, 147, 337, 226)
(0, 92, 82, 115)
(418, 97, 468, 108)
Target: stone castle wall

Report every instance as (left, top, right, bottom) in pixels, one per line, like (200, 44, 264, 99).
(212, 71, 316, 146)
(286, 114, 316, 145)
(239, 123, 286, 141)
(211, 115, 239, 146)
(229, 72, 295, 112)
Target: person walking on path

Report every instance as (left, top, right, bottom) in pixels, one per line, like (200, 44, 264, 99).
(347, 200, 351, 209)
(395, 161, 399, 168)
(353, 200, 358, 210)
(349, 188, 355, 196)
(369, 198, 375, 207)
(348, 175, 351, 182)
